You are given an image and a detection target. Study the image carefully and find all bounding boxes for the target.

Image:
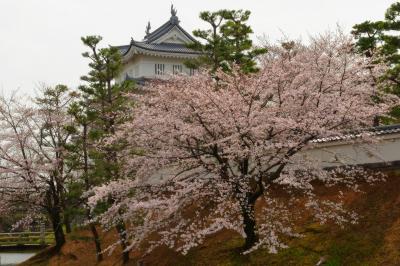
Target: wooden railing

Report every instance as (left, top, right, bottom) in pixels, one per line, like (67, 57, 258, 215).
(0, 231, 54, 247)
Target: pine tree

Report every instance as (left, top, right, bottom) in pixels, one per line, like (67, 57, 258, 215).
(67, 96, 104, 262)
(186, 10, 267, 74)
(79, 35, 135, 264)
(352, 2, 400, 122)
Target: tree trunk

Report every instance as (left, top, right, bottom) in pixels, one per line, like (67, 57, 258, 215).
(90, 223, 103, 262)
(373, 115, 380, 127)
(64, 213, 72, 234)
(86, 208, 103, 262)
(50, 208, 66, 251)
(81, 123, 103, 262)
(241, 200, 258, 251)
(115, 221, 130, 264)
(46, 182, 66, 251)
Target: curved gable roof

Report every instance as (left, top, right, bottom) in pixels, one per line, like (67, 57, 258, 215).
(115, 9, 200, 58)
(144, 20, 197, 44)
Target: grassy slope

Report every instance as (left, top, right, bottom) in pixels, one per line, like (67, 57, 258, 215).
(21, 171, 400, 266)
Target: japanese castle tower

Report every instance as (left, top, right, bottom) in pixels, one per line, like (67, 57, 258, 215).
(116, 5, 199, 84)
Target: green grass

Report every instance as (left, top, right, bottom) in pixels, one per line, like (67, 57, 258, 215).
(0, 232, 54, 246)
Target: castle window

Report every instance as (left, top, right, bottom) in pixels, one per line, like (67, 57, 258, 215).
(189, 68, 196, 76)
(155, 64, 165, 75)
(173, 65, 182, 74)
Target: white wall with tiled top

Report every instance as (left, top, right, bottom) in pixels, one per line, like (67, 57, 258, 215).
(302, 133, 400, 168)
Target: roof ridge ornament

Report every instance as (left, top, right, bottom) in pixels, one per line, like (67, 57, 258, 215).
(171, 4, 177, 17)
(170, 4, 180, 24)
(145, 21, 151, 38)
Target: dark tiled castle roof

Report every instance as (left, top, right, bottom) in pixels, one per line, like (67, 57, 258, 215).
(144, 20, 197, 44)
(116, 42, 200, 56)
(116, 6, 199, 57)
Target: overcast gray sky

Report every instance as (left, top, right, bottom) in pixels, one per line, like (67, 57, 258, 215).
(0, 0, 394, 94)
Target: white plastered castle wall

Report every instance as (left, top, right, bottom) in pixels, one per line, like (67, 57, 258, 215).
(301, 133, 400, 168)
(118, 54, 193, 81)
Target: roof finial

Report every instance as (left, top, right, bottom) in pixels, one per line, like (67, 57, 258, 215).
(145, 21, 151, 37)
(171, 4, 177, 17)
(170, 4, 180, 24)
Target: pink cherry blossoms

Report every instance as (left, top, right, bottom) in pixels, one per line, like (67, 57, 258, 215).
(0, 87, 76, 249)
(89, 32, 398, 254)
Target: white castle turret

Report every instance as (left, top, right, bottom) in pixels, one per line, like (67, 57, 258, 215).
(115, 5, 199, 84)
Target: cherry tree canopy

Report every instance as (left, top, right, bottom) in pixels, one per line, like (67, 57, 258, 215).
(0, 86, 75, 248)
(89, 32, 397, 254)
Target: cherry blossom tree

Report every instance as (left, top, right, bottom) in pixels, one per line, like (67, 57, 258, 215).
(0, 85, 76, 250)
(89, 32, 397, 255)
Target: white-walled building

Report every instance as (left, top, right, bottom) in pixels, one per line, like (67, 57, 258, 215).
(115, 5, 200, 84)
(304, 124, 400, 169)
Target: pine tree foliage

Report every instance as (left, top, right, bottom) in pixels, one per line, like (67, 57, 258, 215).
(352, 2, 400, 121)
(78, 35, 135, 264)
(186, 10, 267, 73)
